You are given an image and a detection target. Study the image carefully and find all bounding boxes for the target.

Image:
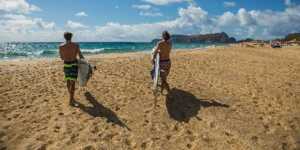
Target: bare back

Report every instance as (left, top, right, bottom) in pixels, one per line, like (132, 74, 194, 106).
(157, 40, 172, 60)
(59, 42, 79, 62)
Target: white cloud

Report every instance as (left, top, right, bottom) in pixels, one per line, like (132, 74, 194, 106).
(143, 0, 188, 5)
(218, 11, 238, 26)
(132, 4, 152, 10)
(0, 14, 55, 33)
(237, 8, 256, 26)
(139, 12, 162, 17)
(65, 20, 88, 29)
(75, 11, 88, 17)
(36, 19, 55, 30)
(0, 0, 57, 42)
(217, 6, 300, 38)
(284, 0, 292, 5)
(0, 29, 62, 42)
(224, 1, 236, 8)
(178, 4, 208, 24)
(0, 0, 41, 14)
(95, 5, 212, 41)
(217, 8, 257, 26)
(94, 4, 300, 41)
(133, 4, 163, 17)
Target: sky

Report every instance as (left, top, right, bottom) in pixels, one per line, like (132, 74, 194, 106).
(0, 0, 299, 42)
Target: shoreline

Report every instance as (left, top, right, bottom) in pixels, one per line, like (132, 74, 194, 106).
(0, 46, 214, 62)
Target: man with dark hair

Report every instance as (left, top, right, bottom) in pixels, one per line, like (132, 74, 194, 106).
(152, 31, 172, 93)
(59, 32, 84, 106)
(64, 32, 73, 41)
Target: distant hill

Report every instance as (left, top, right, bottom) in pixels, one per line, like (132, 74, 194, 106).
(152, 32, 236, 44)
(237, 38, 255, 43)
(285, 33, 300, 41)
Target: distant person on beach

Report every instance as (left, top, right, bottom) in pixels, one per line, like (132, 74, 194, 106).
(152, 31, 172, 93)
(59, 32, 84, 106)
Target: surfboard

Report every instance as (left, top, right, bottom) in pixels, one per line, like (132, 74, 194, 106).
(153, 53, 160, 90)
(78, 59, 92, 87)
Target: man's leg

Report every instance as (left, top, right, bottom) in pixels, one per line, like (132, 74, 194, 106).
(161, 78, 165, 93)
(67, 80, 76, 106)
(160, 62, 171, 94)
(161, 74, 170, 93)
(67, 80, 71, 95)
(165, 80, 170, 92)
(70, 80, 76, 101)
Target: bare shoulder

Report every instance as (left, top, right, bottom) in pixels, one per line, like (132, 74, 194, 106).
(157, 40, 164, 47)
(158, 40, 164, 45)
(59, 42, 68, 49)
(72, 42, 80, 48)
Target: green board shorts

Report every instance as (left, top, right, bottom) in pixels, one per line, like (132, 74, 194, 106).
(64, 60, 78, 81)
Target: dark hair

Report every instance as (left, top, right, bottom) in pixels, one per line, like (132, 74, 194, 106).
(64, 32, 73, 41)
(162, 31, 171, 41)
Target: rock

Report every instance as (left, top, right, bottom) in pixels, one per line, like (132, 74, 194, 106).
(152, 32, 236, 44)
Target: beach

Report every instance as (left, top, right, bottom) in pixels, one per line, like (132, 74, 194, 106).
(0, 46, 299, 150)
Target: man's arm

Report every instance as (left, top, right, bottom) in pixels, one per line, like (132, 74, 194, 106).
(151, 42, 161, 64)
(59, 47, 64, 60)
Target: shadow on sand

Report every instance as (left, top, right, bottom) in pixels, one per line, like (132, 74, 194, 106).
(76, 91, 130, 130)
(166, 88, 229, 122)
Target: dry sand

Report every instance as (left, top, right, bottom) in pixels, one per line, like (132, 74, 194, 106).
(0, 47, 299, 150)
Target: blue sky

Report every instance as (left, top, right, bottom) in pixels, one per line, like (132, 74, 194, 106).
(28, 0, 291, 25)
(0, 0, 300, 42)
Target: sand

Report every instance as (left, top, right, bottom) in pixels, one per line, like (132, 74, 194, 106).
(0, 46, 299, 150)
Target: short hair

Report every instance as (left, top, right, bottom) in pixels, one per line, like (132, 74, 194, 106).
(64, 32, 73, 41)
(162, 31, 171, 41)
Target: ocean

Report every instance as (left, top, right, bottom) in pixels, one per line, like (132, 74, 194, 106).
(0, 42, 223, 60)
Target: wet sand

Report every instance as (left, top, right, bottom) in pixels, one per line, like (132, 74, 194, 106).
(0, 47, 299, 150)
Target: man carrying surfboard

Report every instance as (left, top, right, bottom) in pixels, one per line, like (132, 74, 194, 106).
(59, 32, 84, 107)
(152, 31, 172, 93)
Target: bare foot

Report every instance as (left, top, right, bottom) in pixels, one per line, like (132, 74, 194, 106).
(70, 99, 79, 107)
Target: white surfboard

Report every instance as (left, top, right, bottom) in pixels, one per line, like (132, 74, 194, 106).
(153, 54, 160, 90)
(78, 59, 91, 87)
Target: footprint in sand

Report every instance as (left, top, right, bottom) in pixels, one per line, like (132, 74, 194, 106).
(166, 134, 172, 140)
(141, 142, 147, 149)
(186, 143, 192, 149)
(54, 126, 60, 132)
(124, 138, 136, 148)
(186, 130, 192, 135)
(115, 106, 120, 111)
(282, 143, 288, 150)
(251, 136, 258, 143)
(82, 145, 96, 150)
(142, 119, 150, 127)
(0, 141, 6, 150)
(13, 113, 20, 118)
(0, 130, 6, 144)
(172, 124, 179, 131)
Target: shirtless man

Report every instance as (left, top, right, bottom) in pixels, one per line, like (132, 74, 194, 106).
(59, 32, 84, 106)
(152, 31, 172, 93)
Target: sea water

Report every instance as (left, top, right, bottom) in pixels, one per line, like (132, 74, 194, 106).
(0, 42, 224, 60)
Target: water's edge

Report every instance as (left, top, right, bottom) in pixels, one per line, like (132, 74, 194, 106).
(0, 42, 226, 60)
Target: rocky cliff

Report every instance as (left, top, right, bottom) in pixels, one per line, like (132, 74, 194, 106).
(285, 33, 300, 41)
(152, 32, 236, 43)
